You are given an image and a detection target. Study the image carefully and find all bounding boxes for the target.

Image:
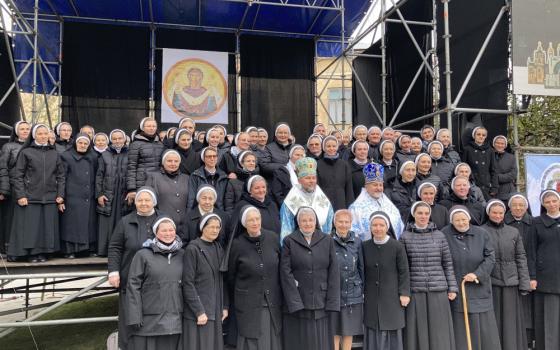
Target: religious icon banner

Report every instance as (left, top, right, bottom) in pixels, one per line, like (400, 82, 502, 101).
(525, 154, 560, 216)
(161, 48, 229, 123)
(512, 0, 560, 96)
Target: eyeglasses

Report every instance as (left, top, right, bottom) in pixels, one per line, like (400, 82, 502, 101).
(205, 155, 218, 159)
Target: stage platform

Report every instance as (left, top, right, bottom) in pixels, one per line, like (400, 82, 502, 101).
(0, 257, 108, 275)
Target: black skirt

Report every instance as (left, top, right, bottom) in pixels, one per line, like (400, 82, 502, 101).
(404, 291, 455, 350)
(534, 292, 560, 350)
(283, 310, 333, 350)
(452, 309, 501, 350)
(330, 304, 364, 336)
(364, 328, 403, 350)
(7, 203, 59, 257)
(182, 318, 224, 350)
(237, 307, 282, 350)
(118, 290, 133, 350)
(0, 197, 16, 253)
(492, 285, 526, 350)
(130, 334, 181, 350)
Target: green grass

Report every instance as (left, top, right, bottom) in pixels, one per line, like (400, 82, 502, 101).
(2, 295, 119, 350)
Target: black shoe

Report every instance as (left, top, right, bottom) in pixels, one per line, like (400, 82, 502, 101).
(37, 255, 47, 262)
(28, 256, 39, 263)
(89, 253, 98, 258)
(7, 255, 18, 262)
(64, 254, 75, 259)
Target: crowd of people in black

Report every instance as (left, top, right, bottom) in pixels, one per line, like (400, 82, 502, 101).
(0, 117, 558, 350)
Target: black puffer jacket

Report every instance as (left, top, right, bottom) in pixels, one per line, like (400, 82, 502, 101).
(462, 141, 498, 198)
(493, 151, 517, 201)
(400, 223, 458, 293)
(0, 140, 24, 195)
(95, 146, 128, 216)
(482, 220, 531, 290)
(431, 157, 454, 186)
(258, 140, 292, 177)
(186, 167, 234, 213)
(12, 143, 65, 203)
(126, 134, 164, 191)
(443, 145, 461, 165)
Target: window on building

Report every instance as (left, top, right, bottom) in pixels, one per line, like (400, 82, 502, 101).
(328, 88, 352, 124)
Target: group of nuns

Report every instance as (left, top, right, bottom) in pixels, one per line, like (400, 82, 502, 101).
(0, 117, 558, 350)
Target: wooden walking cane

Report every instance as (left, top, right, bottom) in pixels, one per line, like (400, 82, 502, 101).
(461, 278, 479, 350)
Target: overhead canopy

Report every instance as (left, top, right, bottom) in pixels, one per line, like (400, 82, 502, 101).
(13, 0, 369, 42)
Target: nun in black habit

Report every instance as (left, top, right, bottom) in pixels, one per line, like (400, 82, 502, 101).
(108, 187, 160, 350)
(442, 206, 501, 350)
(96, 129, 129, 256)
(227, 206, 283, 350)
(532, 190, 560, 350)
(482, 199, 531, 350)
(8, 124, 65, 262)
(182, 213, 229, 350)
(363, 211, 410, 350)
(280, 206, 340, 350)
(172, 128, 201, 175)
(126, 216, 183, 350)
(59, 133, 99, 257)
(0, 121, 30, 255)
(505, 193, 537, 346)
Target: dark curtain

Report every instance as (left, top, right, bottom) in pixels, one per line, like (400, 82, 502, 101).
(352, 0, 433, 130)
(240, 35, 315, 144)
(437, 0, 508, 150)
(61, 22, 150, 134)
(154, 29, 237, 132)
(0, 30, 19, 145)
(385, 0, 433, 130)
(352, 43, 383, 127)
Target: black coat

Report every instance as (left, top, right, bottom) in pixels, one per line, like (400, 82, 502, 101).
(182, 238, 228, 321)
(504, 211, 535, 279)
(60, 148, 98, 244)
(231, 193, 281, 234)
(12, 143, 65, 203)
(462, 141, 498, 198)
(126, 244, 184, 335)
(439, 192, 485, 225)
(390, 178, 419, 220)
(416, 171, 446, 200)
(258, 140, 292, 177)
(126, 134, 164, 191)
(349, 160, 366, 199)
(402, 203, 449, 230)
(317, 156, 354, 211)
(400, 224, 458, 293)
(363, 237, 410, 330)
(270, 166, 292, 208)
(54, 138, 72, 154)
(186, 167, 234, 213)
(442, 224, 495, 313)
(145, 169, 189, 235)
(174, 145, 200, 175)
(280, 230, 340, 313)
(95, 146, 128, 216)
(331, 231, 364, 306)
(183, 207, 230, 246)
(227, 230, 282, 338)
(381, 159, 399, 190)
(229, 166, 260, 203)
(0, 140, 24, 195)
(493, 151, 517, 201)
(482, 221, 531, 291)
(107, 211, 159, 290)
(443, 145, 461, 165)
(532, 214, 560, 294)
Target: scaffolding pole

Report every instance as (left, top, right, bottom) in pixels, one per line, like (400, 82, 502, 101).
(442, 0, 453, 134)
(340, 0, 346, 129)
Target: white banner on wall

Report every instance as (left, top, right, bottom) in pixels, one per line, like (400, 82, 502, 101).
(161, 48, 228, 124)
(525, 154, 560, 216)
